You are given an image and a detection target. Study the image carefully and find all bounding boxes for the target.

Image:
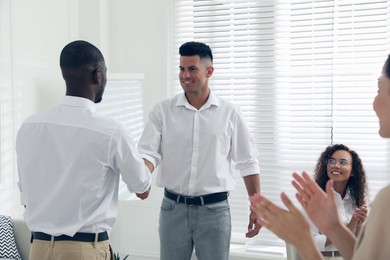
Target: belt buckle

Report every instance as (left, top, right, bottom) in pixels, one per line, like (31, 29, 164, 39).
(184, 196, 195, 204)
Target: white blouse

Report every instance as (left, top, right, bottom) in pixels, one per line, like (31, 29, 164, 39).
(309, 188, 357, 251)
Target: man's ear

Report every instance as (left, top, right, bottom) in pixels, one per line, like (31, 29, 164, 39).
(206, 66, 214, 77)
(93, 68, 102, 84)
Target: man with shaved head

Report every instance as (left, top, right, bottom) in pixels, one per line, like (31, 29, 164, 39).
(16, 40, 152, 260)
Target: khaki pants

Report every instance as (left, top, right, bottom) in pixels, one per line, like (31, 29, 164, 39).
(29, 239, 113, 260)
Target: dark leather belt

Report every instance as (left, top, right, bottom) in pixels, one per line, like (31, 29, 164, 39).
(321, 251, 341, 257)
(32, 231, 109, 242)
(164, 189, 228, 205)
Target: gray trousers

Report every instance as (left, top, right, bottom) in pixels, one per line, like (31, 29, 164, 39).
(159, 196, 231, 260)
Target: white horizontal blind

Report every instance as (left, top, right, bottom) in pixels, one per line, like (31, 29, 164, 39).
(96, 73, 144, 200)
(171, 0, 390, 249)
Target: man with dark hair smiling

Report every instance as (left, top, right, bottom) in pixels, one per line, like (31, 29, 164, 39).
(16, 40, 152, 260)
(139, 41, 261, 260)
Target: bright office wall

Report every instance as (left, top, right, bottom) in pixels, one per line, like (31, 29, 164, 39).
(0, 0, 171, 258)
(0, 0, 76, 218)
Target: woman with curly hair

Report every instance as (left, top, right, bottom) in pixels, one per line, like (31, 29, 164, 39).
(311, 144, 368, 258)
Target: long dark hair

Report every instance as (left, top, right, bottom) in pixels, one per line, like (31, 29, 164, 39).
(313, 144, 367, 207)
(385, 54, 390, 77)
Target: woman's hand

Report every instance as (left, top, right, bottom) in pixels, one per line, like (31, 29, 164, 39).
(249, 192, 311, 246)
(352, 205, 368, 236)
(292, 171, 340, 236)
(249, 192, 323, 260)
(353, 205, 368, 224)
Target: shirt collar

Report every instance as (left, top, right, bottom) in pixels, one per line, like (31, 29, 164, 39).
(332, 188, 352, 201)
(60, 96, 96, 112)
(343, 189, 351, 200)
(176, 90, 219, 110)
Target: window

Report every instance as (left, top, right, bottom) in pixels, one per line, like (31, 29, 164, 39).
(170, 0, 390, 250)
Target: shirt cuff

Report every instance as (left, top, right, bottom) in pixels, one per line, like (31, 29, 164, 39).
(239, 166, 260, 177)
(141, 154, 157, 169)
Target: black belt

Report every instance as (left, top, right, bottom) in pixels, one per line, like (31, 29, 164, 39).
(321, 251, 341, 257)
(32, 231, 109, 242)
(164, 189, 228, 205)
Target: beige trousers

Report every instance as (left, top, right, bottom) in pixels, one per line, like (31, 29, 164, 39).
(29, 239, 113, 260)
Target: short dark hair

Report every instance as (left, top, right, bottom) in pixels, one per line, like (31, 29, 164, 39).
(60, 40, 104, 69)
(179, 41, 213, 63)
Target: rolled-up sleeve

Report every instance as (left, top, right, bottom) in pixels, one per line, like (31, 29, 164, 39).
(231, 107, 260, 177)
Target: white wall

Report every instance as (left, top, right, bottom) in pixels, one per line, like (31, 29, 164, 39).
(1, 0, 170, 258)
(3, 0, 170, 123)
(0, 0, 78, 218)
(109, 0, 171, 115)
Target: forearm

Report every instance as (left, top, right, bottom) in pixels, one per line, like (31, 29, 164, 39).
(326, 222, 356, 260)
(292, 224, 323, 260)
(143, 158, 154, 173)
(355, 223, 362, 236)
(296, 239, 324, 260)
(297, 247, 323, 260)
(243, 174, 260, 195)
(346, 218, 359, 233)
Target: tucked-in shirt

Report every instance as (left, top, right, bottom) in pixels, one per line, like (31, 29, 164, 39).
(310, 189, 357, 251)
(138, 91, 260, 196)
(16, 96, 151, 236)
(353, 185, 390, 260)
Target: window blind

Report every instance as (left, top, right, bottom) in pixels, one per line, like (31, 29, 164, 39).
(170, 0, 390, 250)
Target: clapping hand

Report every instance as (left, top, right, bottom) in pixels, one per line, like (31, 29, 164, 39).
(353, 205, 368, 224)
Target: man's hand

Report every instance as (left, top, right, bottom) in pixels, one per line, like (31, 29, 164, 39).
(246, 210, 262, 237)
(136, 187, 151, 200)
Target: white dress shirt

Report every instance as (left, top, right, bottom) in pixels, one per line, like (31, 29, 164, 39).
(138, 91, 260, 196)
(310, 189, 357, 251)
(16, 96, 151, 236)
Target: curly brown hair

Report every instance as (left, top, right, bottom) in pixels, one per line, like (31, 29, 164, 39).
(313, 144, 367, 207)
